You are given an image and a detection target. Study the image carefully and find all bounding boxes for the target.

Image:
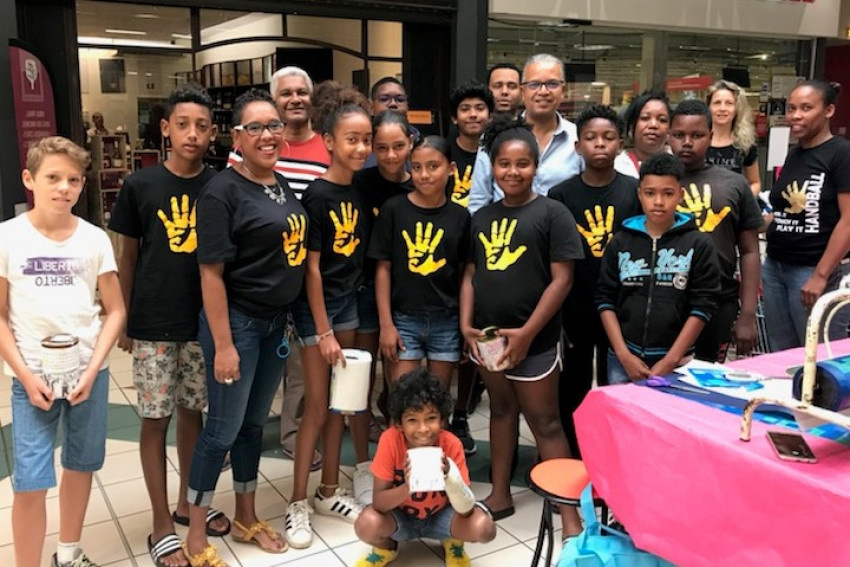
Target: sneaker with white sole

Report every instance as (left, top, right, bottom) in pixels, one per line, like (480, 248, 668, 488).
(285, 499, 314, 549)
(52, 553, 99, 567)
(353, 461, 374, 506)
(314, 486, 363, 523)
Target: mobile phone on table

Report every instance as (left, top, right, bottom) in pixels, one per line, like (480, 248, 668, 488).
(766, 431, 817, 464)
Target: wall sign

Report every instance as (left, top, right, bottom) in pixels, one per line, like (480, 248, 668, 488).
(9, 40, 57, 207)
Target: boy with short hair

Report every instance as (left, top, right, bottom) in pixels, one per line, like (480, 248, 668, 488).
(596, 153, 720, 384)
(354, 369, 496, 567)
(668, 99, 763, 362)
(108, 84, 229, 567)
(549, 104, 641, 454)
(0, 136, 125, 567)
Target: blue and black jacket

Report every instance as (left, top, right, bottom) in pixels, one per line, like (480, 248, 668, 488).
(595, 212, 720, 363)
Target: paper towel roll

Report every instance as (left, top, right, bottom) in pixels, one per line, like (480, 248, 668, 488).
(792, 355, 850, 412)
(329, 348, 373, 414)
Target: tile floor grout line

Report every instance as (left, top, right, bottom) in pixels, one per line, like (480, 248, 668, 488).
(94, 469, 139, 567)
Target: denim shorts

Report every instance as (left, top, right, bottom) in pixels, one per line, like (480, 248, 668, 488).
(357, 281, 379, 334)
(291, 293, 359, 346)
(11, 368, 110, 492)
(391, 505, 454, 542)
(394, 310, 461, 362)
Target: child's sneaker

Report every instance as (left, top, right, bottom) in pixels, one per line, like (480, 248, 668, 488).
(355, 546, 399, 567)
(449, 415, 477, 456)
(353, 461, 374, 506)
(314, 486, 363, 523)
(285, 499, 314, 549)
(52, 552, 99, 567)
(442, 539, 470, 567)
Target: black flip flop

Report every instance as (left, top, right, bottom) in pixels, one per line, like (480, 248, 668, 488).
(476, 500, 515, 521)
(172, 508, 231, 537)
(148, 533, 184, 567)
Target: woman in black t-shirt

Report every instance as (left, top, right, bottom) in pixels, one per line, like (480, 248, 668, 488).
(764, 80, 850, 350)
(460, 115, 584, 537)
(287, 84, 373, 549)
(190, 89, 304, 561)
(706, 80, 761, 196)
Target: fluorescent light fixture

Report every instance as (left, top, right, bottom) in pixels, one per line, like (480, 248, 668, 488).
(133, 13, 160, 19)
(573, 44, 614, 51)
(79, 36, 184, 49)
(171, 33, 192, 40)
(78, 47, 118, 58)
(591, 81, 607, 87)
(105, 28, 147, 36)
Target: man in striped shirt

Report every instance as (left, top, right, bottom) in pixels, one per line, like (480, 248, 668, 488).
(227, 66, 330, 199)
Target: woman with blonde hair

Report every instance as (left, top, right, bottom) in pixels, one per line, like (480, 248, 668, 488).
(706, 80, 761, 196)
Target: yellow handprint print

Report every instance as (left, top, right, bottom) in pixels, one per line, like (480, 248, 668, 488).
(157, 194, 197, 253)
(401, 221, 447, 276)
(577, 205, 615, 258)
(677, 183, 731, 233)
(478, 218, 527, 271)
(282, 213, 307, 267)
(451, 165, 473, 208)
(782, 180, 807, 215)
(328, 202, 361, 257)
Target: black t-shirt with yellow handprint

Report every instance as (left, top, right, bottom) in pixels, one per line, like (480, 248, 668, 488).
(446, 138, 477, 208)
(549, 172, 641, 313)
(768, 136, 850, 266)
(368, 194, 470, 313)
(302, 178, 368, 299)
(197, 168, 307, 318)
(110, 163, 217, 340)
(470, 197, 584, 356)
(679, 165, 763, 299)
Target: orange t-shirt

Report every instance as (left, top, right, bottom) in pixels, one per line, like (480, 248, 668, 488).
(371, 427, 470, 520)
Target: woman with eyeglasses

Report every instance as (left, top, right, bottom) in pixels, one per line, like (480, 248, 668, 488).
(616, 91, 672, 178)
(186, 89, 308, 566)
(706, 80, 761, 197)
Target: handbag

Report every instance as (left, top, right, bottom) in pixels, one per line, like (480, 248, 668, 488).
(557, 483, 677, 567)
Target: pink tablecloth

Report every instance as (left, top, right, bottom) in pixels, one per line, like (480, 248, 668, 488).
(575, 380, 850, 566)
(725, 338, 850, 376)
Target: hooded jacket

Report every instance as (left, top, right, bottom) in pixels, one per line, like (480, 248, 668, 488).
(595, 212, 720, 362)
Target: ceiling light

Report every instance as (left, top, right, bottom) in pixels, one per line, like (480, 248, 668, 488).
(105, 28, 147, 36)
(133, 13, 160, 19)
(171, 33, 192, 40)
(573, 44, 614, 51)
(79, 36, 184, 49)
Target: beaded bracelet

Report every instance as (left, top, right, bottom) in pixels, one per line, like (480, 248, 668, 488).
(316, 329, 334, 343)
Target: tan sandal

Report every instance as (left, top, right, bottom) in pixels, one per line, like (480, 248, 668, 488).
(231, 519, 288, 553)
(187, 544, 228, 567)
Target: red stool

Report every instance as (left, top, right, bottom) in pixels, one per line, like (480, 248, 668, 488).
(528, 458, 607, 567)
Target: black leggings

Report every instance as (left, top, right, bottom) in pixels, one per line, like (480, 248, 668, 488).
(694, 299, 739, 363)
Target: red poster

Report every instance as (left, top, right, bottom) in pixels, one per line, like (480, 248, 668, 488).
(9, 41, 57, 207)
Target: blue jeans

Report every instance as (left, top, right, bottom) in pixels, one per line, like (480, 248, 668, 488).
(189, 307, 288, 507)
(11, 368, 109, 492)
(761, 257, 850, 351)
(606, 351, 631, 385)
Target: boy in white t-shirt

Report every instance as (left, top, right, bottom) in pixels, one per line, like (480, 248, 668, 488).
(0, 137, 125, 567)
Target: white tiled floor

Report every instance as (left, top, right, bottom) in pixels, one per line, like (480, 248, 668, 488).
(0, 348, 563, 567)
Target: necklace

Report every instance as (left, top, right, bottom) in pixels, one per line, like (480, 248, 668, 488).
(241, 162, 286, 205)
(262, 181, 287, 205)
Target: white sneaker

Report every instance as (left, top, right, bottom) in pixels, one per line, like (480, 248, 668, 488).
(285, 499, 314, 549)
(353, 461, 374, 506)
(314, 486, 363, 523)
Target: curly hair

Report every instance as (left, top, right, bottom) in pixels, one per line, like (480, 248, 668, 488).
(310, 80, 371, 136)
(480, 113, 538, 166)
(576, 104, 624, 137)
(232, 88, 275, 126)
(165, 83, 213, 118)
(639, 152, 684, 182)
(449, 80, 495, 117)
(707, 80, 755, 154)
(387, 369, 454, 424)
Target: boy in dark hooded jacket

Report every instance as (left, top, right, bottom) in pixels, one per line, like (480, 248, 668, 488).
(596, 153, 720, 384)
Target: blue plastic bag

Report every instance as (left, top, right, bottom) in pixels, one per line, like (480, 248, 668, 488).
(557, 483, 677, 567)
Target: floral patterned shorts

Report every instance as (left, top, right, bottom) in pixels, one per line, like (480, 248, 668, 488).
(132, 340, 207, 418)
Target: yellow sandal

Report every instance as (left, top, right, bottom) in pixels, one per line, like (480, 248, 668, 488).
(231, 519, 288, 553)
(187, 544, 228, 567)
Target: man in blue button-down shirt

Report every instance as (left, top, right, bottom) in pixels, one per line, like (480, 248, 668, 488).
(468, 53, 582, 213)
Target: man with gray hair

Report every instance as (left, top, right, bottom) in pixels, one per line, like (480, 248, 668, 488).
(468, 53, 581, 212)
(227, 65, 329, 199)
(227, 66, 328, 471)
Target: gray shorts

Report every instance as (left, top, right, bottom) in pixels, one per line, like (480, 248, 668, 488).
(390, 506, 454, 542)
(503, 341, 562, 381)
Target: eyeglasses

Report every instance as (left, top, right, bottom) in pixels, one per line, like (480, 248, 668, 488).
(521, 80, 565, 91)
(376, 94, 408, 104)
(233, 120, 285, 136)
